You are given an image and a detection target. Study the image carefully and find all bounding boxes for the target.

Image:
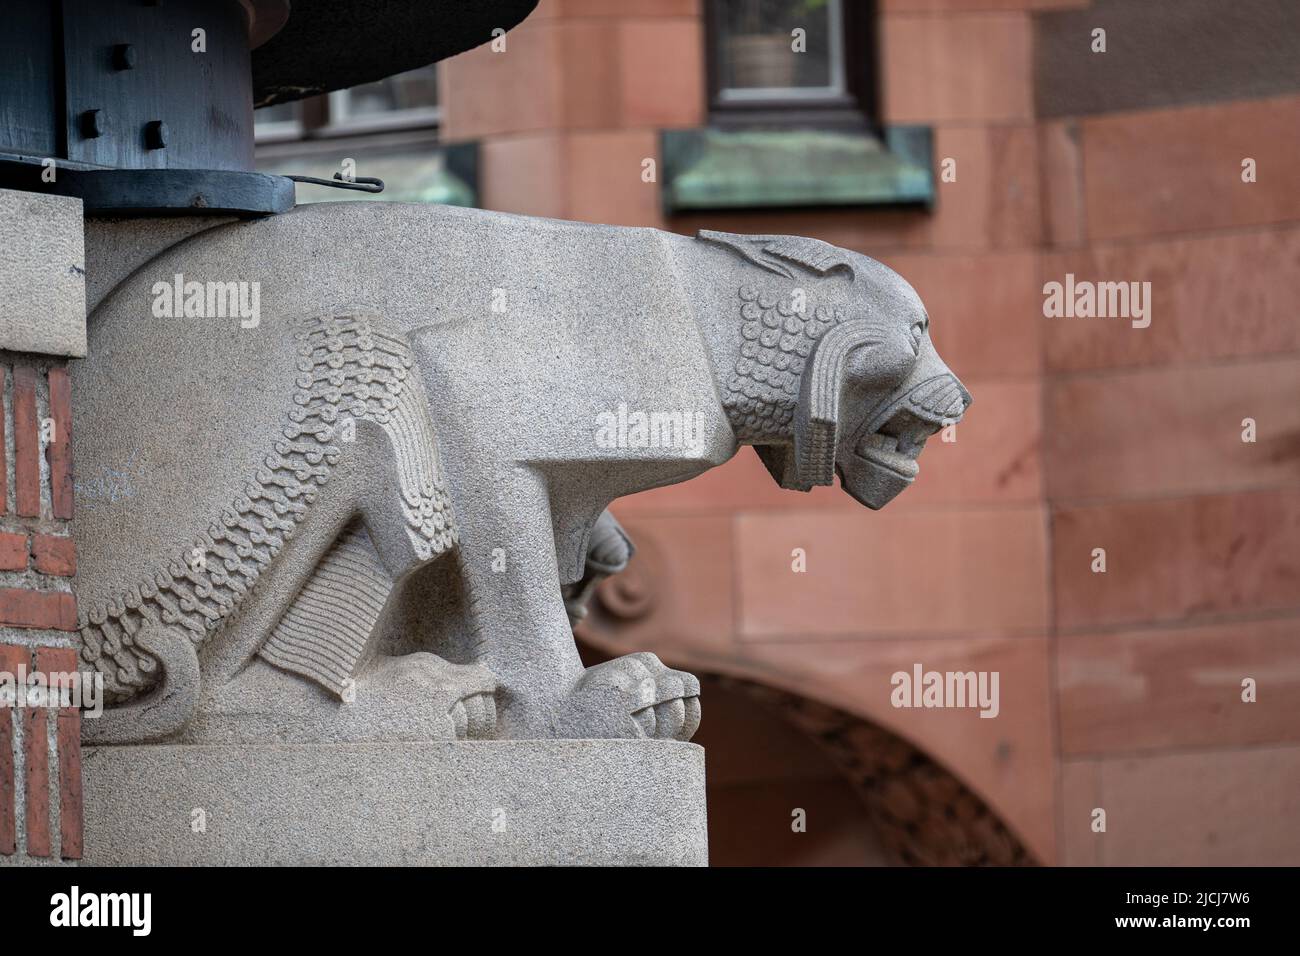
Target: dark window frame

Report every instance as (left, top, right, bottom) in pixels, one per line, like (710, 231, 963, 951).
(704, 0, 879, 132)
(254, 67, 441, 144)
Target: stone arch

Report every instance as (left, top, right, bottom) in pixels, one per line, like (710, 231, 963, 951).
(707, 676, 1034, 865)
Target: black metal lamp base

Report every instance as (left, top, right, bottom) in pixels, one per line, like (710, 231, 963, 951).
(0, 0, 536, 215)
(0, 156, 294, 217)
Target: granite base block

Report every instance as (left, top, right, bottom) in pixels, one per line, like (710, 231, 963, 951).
(81, 739, 707, 866)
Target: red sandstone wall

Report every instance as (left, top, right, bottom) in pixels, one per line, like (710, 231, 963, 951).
(1035, 93, 1300, 868)
(441, 0, 1300, 864)
(443, 0, 1300, 865)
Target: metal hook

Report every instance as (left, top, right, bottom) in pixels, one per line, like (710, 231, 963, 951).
(286, 173, 385, 194)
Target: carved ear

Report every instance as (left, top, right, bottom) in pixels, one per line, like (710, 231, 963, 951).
(793, 320, 884, 488)
(698, 230, 857, 281)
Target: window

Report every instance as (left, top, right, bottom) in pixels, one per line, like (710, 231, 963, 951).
(253, 64, 440, 142)
(706, 0, 876, 129)
(327, 65, 440, 132)
(252, 101, 303, 141)
(253, 62, 475, 209)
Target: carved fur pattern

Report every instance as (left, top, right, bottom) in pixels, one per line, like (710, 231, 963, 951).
(697, 230, 858, 281)
(724, 284, 846, 443)
(259, 523, 393, 695)
(77, 313, 456, 702)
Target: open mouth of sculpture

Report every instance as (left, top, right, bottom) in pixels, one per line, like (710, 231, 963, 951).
(854, 410, 937, 480)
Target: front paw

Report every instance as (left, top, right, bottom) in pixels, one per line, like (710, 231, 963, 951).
(448, 689, 497, 740)
(556, 652, 701, 741)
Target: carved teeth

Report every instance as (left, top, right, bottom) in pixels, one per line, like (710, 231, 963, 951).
(896, 429, 929, 456)
(856, 432, 921, 478)
(860, 433, 898, 453)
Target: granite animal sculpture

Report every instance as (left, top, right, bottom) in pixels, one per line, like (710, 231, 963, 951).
(72, 202, 970, 745)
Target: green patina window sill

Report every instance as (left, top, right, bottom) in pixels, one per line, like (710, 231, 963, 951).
(660, 126, 933, 214)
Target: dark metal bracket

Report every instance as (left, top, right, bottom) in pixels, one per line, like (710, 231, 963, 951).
(0, 157, 296, 216)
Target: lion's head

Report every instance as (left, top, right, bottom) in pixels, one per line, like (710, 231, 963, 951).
(700, 230, 971, 509)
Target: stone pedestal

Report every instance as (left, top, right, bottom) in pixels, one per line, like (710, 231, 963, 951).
(80, 740, 707, 866)
(0, 189, 87, 358)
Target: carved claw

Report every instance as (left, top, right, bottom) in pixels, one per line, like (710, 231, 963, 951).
(449, 691, 497, 740)
(633, 695, 702, 741)
(558, 651, 701, 741)
(355, 652, 498, 741)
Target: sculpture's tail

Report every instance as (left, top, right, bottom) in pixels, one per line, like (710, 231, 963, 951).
(81, 623, 200, 744)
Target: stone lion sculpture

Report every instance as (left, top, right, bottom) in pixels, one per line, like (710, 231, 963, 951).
(73, 203, 970, 745)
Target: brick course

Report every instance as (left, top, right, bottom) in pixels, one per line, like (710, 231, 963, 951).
(11, 365, 40, 518)
(1, 360, 83, 861)
(31, 534, 76, 577)
(0, 644, 83, 860)
(0, 532, 26, 571)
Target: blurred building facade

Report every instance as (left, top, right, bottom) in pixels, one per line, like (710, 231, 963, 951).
(257, 0, 1300, 865)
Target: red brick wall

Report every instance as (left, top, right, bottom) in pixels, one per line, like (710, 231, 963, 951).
(0, 644, 83, 861)
(0, 361, 78, 633)
(0, 358, 82, 862)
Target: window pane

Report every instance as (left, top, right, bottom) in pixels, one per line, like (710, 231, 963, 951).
(254, 101, 300, 126)
(717, 0, 842, 95)
(338, 64, 439, 119)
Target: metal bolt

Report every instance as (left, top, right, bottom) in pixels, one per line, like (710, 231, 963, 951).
(112, 44, 137, 70)
(145, 120, 168, 149)
(80, 109, 102, 138)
